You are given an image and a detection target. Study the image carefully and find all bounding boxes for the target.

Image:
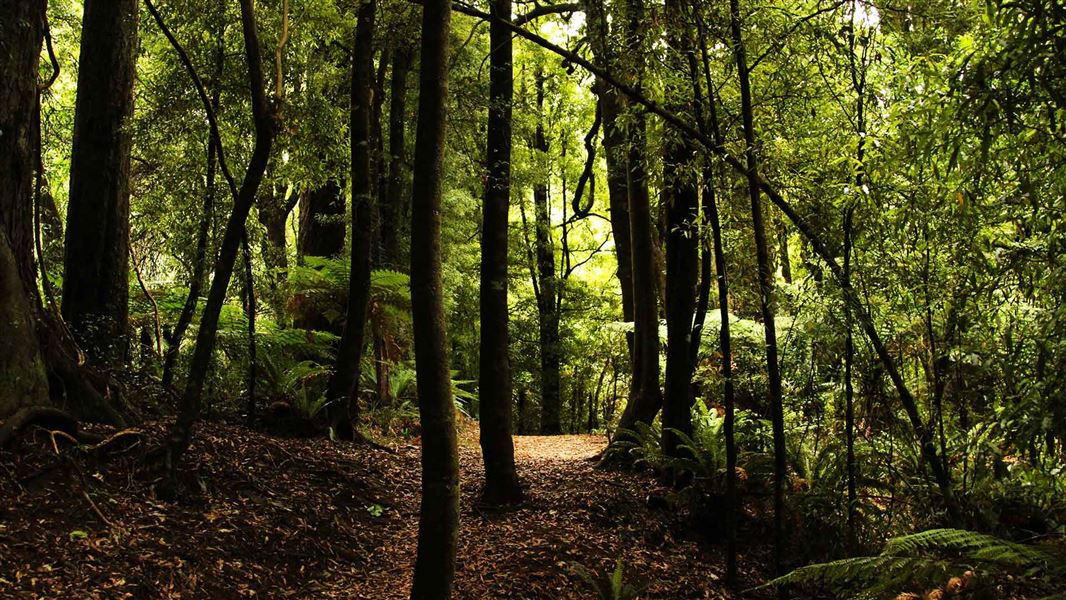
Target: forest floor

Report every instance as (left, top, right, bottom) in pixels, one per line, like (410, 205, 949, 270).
(0, 418, 771, 599)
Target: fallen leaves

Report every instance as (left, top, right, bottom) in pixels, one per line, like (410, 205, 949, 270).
(0, 420, 764, 598)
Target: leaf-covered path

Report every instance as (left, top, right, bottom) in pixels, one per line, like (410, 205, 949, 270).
(1, 421, 763, 598)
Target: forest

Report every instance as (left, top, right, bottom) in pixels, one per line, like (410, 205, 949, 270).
(1, 0, 1064, 597)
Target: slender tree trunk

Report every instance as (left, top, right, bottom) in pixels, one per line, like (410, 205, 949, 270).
(409, 1, 459, 596)
(381, 46, 412, 268)
(690, 21, 739, 583)
(517, 388, 528, 435)
(533, 72, 563, 435)
(730, 0, 788, 580)
(661, 0, 700, 458)
(162, 0, 276, 492)
(163, 36, 224, 389)
(62, 0, 138, 367)
(844, 207, 858, 554)
(616, 0, 662, 435)
(325, 0, 376, 442)
(242, 235, 258, 423)
(478, 0, 523, 504)
(777, 219, 792, 284)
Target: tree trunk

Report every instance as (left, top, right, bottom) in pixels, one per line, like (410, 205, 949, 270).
(409, 0, 459, 595)
(478, 0, 523, 505)
(616, 0, 662, 435)
(0, 232, 48, 418)
(62, 0, 138, 367)
(661, 0, 700, 458)
(777, 219, 792, 284)
(730, 0, 787, 579)
(533, 72, 563, 436)
(325, 0, 376, 442)
(162, 0, 276, 492)
(1, 0, 124, 425)
(298, 179, 346, 259)
(381, 46, 413, 268)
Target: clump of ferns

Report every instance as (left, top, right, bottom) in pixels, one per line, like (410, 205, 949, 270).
(570, 559, 651, 600)
(762, 528, 1066, 599)
(605, 421, 665, 470)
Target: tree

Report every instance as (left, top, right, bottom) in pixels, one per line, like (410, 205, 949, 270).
(324, 0, 377, 442)
(532, 70, 563, 435)
(729, 0, 787, 578)
(661, 0, 700, 458)
(62, 0, 138, 366)
(1, 0, 123, 425)
(408, 0, 460, 595)
(162, 0, 277, 492)
(478, 0, 523, 504)
(614, 0, 663, 435)
(380, 44, 413, 268)
(0, 0, 49, 415)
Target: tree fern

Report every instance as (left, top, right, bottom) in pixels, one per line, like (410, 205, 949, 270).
(763, 528, 1066, 599)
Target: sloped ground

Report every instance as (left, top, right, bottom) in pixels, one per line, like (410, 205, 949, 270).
(0, 419, 766, 598)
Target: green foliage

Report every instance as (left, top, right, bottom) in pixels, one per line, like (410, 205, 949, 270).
(570, 559, 650, 600)
(765, 529, 1066, 599)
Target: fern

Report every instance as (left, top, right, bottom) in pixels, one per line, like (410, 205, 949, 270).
(570, 559, 649, 600)
(764, 529, 1066, 599)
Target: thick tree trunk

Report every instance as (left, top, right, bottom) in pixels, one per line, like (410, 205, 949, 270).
(409, 0, 460, 595)
(478, 0, 523, 505)
(162, 0, 276, 492)
(730, 0, 787, 579)
(0, 0, 45, 294)
(661, 0, 700, 458)
(62, 0, 137, 367)
(585, 1, 635, 353)
(298, 180, 346, 259)
(533, 72, 563, 436)
(325, 0, 376, 442)
(380, 46, 412, 268)
(1, 0, 123, 425)
(0, 233, 48, 418)
(616, 0, 662, 435)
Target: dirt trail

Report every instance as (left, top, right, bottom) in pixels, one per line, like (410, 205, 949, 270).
(0, 422, 754, 598)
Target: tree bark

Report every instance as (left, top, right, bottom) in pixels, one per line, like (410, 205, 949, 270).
(62, 0, 137, 367)
(661, 0, 700, 458)
(533, 71, 563, 436)
(298, 180, 346, 259)
(325, 0, 377, 442)
(381, 46, 413, 268)
(585, 0, 635, 346)
(409, 0, 460, 595)
(615, 0, 662, 435)
(478, 0, 523, 505)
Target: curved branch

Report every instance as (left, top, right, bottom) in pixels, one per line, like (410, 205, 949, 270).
(143, 0, 240, 202)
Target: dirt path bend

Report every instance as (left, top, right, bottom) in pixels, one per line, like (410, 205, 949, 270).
(0, 422, 754, 599)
